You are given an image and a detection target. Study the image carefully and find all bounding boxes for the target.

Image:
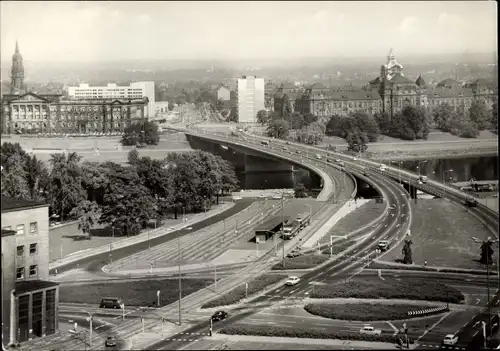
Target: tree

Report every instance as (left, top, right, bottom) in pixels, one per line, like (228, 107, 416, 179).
(433, 103, 458, 131)
(402, 239, 413, 264)
(256, 110, 269, 125)
(227, 107, 238, 122)
(1, 153, 30, 200)
(69, 200, 102, 238)
(480, 240, 494, 265)
(99, 162, 157, 236)
(325, 115, 343, 136)
(290, 112, 306, 130)
(297, 121, 326, 145)
(47, 152, 87, 221)
(304, 113, 318, 126)
(128, 149, 140, 164)
(294, 183, 308, 198)
(460, 124, 480, 138)
(121, 121, 160, 147)
(351, 111, 380, 142)
(402, 106, 428, 139)
(266, 119, 290, 139)
(346, 130, 369, 153)
(281, 94, 292, 120)
(469, 99, 490, 130)
(491, 102, 498, 131)
(374, 112, 391, 133)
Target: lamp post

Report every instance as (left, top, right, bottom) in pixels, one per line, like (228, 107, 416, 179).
(177, 231, 182, 325)
(391, 161, 403, 184)
(442, 169, 454, 198)
(417, 160, 427, 178)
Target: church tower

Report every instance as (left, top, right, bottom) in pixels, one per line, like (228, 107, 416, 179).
(11, 40, 25, 95)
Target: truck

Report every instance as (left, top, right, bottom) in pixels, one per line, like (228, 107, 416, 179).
(296, 212, 311, 229)
(282, 219, 300, 240)
(419, 175, 428, 183)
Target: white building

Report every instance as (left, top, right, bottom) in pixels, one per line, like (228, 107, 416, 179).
(217, 86, 231, 101)
(67, 81, 156, 117)
(236, 76, 265, 123)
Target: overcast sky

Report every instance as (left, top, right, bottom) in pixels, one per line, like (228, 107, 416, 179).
(0, 1, 497, 63)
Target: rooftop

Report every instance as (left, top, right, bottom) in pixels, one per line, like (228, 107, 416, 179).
(15, 280, 59, 296)
(255, 216, 289, 232)
(1, 195, 48, 213)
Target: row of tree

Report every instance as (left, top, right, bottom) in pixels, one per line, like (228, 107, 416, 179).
(121, 120, 161, 147)
(1, 143, 238, 237)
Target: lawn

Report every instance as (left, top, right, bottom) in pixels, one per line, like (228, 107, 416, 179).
(304, 303, 446, 321)
(321, 239, 357, 255)
(309, 277, 464, 303)
(378, 198, 496, 270)
(201, 274, 287, 308)
(318, 200, 385, 245)
(219, 324, 412, 345)
(59, 278, 212, 307)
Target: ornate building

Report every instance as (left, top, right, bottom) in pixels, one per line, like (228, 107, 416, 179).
(274, 49, 496, 126)
(1, 42, 149, 135)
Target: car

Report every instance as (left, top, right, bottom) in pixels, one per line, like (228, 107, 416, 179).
(286, 251, 300, 258)
(211, 310, 228, 322)
(232, 196, 243, 201)
(296, 150, 302, 154)
(359, 325, 382, 336)
(100, 297, 122, 309)
(363, 172, 370, 177)
(442, 334, 458, 346)
(353, 157, 358, 161)
(282, 147, 288, 151)
(105, 336, 117, 347)
(335, 159, 341, 163)
(286, 141, 291, 145)
(315, 154, 322, 159)
(285, 276, 300, 286)
(272, 194, 282, 199)
(378, 240, 389, 251)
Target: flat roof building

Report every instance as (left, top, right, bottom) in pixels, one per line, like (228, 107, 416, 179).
(236, 76, 265, 123)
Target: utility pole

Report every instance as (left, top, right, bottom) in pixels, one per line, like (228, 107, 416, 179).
(178, 232, 182, 326)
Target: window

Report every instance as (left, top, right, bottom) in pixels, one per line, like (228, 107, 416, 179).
(2, 226, 11, 230)
(29, 265, 37, 277)
(29, 243, 37, 255)
(17, 245, 24, 257)
(16, 224, 25, 235)
(30, 222, 38, 235)
(16, 267, 25, 280)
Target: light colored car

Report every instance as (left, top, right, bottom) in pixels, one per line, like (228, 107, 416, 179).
(442, 334, 458, 346)
(359, 325, 382, 336)
(272, 194, 282, 199)
(335, 159, 341, 163)
(285, 276, 300, 286)
(232, 196, 243, 201)
(315, 154, 322, 159)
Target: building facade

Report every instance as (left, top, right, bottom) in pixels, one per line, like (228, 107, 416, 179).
(236, 76, 265, 123)
(216, 86, 231, 101)
(2, 92, 148, 135)
(1, 196, 59, 344)
(2, 229, 17, 347)
(274, 49, 496, 125)
(67, 81, 155, 117)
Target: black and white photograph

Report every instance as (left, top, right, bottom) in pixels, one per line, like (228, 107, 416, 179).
(0, 1, 498, 350)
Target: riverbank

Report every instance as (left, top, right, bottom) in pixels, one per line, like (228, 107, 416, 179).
(369, 147, 498, 162)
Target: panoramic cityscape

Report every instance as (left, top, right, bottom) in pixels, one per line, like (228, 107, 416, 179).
(0, 1, 498, 351)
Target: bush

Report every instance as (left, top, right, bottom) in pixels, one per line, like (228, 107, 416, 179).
(271, 254, 328, 270)
(460, 125, 480, 138)
(201, 274, 287, 308)
(219, 324, 414, 344)
(304, 303, 446, 321)
(309, 277, 464, 303)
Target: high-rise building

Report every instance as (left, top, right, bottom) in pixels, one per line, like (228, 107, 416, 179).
(1, 196, 59, 344)
(67, 81, 155, 117)
(236, 76, 265, 123)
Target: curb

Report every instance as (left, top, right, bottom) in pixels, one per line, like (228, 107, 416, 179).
(369, 261, 499, 275)
(408, 305, 448, 317)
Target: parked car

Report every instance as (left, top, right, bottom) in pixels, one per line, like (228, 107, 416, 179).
(100, 297, 122, 309)
(360, 325, 382, 336)
(211, 310, 228, 322)
(286, 250, 301, 258)
(282, 146, 288, 151)
(285, 276, 300, 286)
(442, 334, 458, 346)
(363, 172, 370, 177)
(296, 150, 302, 154)
(105, 336, 117, 347)
(232, 196, 243, 201)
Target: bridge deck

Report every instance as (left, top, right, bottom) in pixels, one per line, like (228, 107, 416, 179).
(452, 180, 498, 187)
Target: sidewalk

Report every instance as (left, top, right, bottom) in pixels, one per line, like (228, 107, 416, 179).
(49, 202, 234, 271)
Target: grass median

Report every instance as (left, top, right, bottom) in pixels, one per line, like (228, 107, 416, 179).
(218, 324, 414, 345)
(304, 303, 446, 321)
(309, 277, 464, 303)
(201, 274, 287, 308)
(59, 278, 212, 307)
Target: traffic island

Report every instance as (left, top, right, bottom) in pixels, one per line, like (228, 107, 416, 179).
(271, 254, 329, 270)
(304, 303, 448, 321)
(59, 278, 213, 307)
(218, 324, 415, 345)
(200, 274, 288, 309)
(308, 277, 464, 303)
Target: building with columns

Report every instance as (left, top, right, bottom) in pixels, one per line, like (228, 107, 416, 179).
(273, 49, 496, 126)
(1, 41, 149, 135)
(1, 196, 59, 345)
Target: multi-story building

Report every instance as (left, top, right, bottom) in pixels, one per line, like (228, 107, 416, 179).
(67, 81, 155, 117)
(216, 85, 231, 101)
(1, 43, 149, 135)
(274, 49, 496, 126)
(1, 196, 59, 344)
(236, 76, 265, 123)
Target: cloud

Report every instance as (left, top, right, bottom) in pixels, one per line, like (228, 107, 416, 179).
(398, 17, 419, 34)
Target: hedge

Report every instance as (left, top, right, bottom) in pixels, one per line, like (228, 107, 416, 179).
(219, 324, 414, 344)
(201, 274, 287, 308)
(309, 277, 464, 303)
(304, 303, 443, 321)
(271, 254, 329, 270)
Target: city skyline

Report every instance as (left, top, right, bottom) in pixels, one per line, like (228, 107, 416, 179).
(0, 1, 497, 63)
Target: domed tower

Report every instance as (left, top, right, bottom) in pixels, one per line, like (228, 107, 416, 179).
(11, 40, 25, 95)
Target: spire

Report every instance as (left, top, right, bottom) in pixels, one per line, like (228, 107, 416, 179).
(15, 39, 19, 54)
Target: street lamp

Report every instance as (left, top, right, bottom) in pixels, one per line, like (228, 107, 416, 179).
(391, 161, 403, 184)
(417, 160, 427, 178)
(442, 169, 454, 184)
